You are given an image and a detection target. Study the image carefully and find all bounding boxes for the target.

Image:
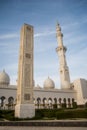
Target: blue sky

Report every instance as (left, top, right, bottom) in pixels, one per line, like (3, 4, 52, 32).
(0, 0, 87, 88)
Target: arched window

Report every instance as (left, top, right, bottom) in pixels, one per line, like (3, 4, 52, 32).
(8, 97, 14, 105)
(43, 98, 47, 103)
(37, 97, 41, 104)
(58, 98, 62, 108)
(48, 98, 52, 103)
(48, 98, 52, 108)
(54, 98, 57, 104)
(1, 96, 6, 107)
(43, 98, 47, 108)
(68, 98, 71, 108)
(62, 98, 66, 108)
(59, 98, 62, 104)
(63, 98, 66, 103)
(53, 98, 57, 109)
(37, 97, 41, 109)
(68, 98, 70, 103)
(72, 98, 74, 103)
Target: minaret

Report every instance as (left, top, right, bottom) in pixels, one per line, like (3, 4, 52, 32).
(15, 24, 35, 118)
(56, 23, 71, 89)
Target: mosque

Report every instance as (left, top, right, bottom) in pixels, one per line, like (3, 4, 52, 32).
(0, 23, 87, 110)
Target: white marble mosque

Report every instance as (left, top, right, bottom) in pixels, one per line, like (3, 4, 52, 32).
(0, 23, 87, 111)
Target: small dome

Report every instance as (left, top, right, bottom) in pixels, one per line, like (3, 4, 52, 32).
(35, 84, 41, 89)
(0, 70, 10, 85)
(44, 77, 55, 89)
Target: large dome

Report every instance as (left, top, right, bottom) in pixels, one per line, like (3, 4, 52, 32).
(0, 70, 10, 85)
(44, 77, 55, 89)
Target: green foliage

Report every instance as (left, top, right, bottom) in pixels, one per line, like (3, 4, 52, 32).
(62, 103, 66, 108)
(56, 109, 87, 119)
(35, 109, 57, 119)
(85, 102, 87, 108)
(72, 102, 78, 108)
(0, 109, 87, 121)
(33, 109, 44, 119)
(53, 104, 57, 109)
(0, 110, 14, 120)
(56, 111, 72, 119)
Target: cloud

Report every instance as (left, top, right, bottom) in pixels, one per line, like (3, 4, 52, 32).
(0, 33, 19, 40)
(35, 16, 87, 38)
(34, 31, 55, 38)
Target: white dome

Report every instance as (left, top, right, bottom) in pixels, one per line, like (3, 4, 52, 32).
(35, 84, 41, 89)
(0, 70, 10, 85)
(44, 77, 55, 89)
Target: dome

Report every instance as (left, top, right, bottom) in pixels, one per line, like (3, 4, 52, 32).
(35, 84, 41, 89)
(44, 77, 55, 89)
(0, 70, 10, 85)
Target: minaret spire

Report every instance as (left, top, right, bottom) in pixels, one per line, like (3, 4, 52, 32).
(56, 23, 71, 89)
(56, 23, 63, 46)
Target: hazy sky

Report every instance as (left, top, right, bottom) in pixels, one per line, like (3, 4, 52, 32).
(0, 0, 87, 88)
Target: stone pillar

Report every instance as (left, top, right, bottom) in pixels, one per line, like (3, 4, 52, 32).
(56, 23, 71, 89)
(15, 24, 35, 118)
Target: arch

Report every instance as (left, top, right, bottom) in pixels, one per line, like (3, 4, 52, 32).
(8, 97, 14, 105)
(54, 98, 57, 104)
(48, 98, 52, 102)
(43, 98, 47, 108)
(1, 96, 6, 101)
(43, 98, 47, 103)
(63, 98, 66, 103)
(1, 96, 6, 107)
(72, 98, 77, 108)
(0, 96, 6, 107)
(62, 98, 66, 108)
(37, 97, 41, 109)
(8, 97, 14, 110)
(68, 98, 70, 103)
(59, 98, 62, 104)
(72, 98, 74, 103)
(58, 98, 62, 108)
(48, 98, 52, 109)
(68, 98, 71, 108)
(53, 98, 57, 109)
(37, 97, 41, 104)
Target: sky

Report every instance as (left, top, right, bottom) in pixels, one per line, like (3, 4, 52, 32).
(0, 0, 87, 88)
